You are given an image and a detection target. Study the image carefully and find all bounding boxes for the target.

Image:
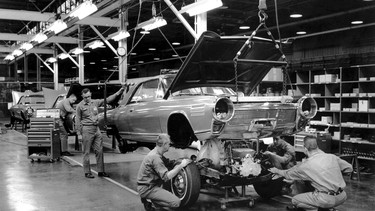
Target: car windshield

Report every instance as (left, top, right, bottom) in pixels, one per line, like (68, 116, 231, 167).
(172, 87, 236, 96)
(20, 95, 45, 105)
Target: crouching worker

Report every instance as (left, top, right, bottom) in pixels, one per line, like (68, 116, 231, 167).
(264, 136, 296, 170)
(137, 134, 191, 211)
(269, 136, 353, 211)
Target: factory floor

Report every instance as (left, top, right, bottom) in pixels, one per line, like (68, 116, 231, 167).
(0, 121, 374, 211)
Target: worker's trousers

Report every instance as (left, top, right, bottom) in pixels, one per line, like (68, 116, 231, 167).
(138, 185, 181, 208)
(292, 190, 347, 210)
(82, 125, 104, 174)
(58, 119, 68, 152)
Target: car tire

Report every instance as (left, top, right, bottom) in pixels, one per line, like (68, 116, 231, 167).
(170, 163, 201, 207)
(253, 177, 284, 198)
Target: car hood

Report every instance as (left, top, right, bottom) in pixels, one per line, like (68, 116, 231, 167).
(11, 90, 43, 106)
(165, 31, 285, 99)
(42, 87, 67, 108)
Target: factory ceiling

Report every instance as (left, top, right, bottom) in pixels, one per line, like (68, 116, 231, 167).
(0, 0, 374, 82)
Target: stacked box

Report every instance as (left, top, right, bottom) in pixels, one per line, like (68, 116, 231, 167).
(325, 74, 337, 83)
(359, 100, 369, 111)
(321, 116, 333, 124)
(330, 103, 340, 111)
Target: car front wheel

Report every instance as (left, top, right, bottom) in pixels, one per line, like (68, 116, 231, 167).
(170, 163, 201, 207)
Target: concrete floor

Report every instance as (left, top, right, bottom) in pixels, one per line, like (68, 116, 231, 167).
(1, 122, 374, 211)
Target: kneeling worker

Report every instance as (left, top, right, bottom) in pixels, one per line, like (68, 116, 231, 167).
(264, 136, 296, 170)
(137, 134, 191, 211)
(269, 136, 353, 211)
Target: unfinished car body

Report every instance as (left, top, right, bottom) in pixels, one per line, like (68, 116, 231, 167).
(98, 31, 317, 207)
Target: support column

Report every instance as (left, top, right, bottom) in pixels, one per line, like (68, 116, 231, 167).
(36, 57, 41, 91)
(53, 45, 58, 90)
(23, 55, 28, 83)
(196, 11, 207, 40)
(118, 3, 128, 83)
(14, 61, 18, 82)
(78, 26, 85, 84)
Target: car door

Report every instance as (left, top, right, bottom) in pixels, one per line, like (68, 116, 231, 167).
(125, 79, 163, 142)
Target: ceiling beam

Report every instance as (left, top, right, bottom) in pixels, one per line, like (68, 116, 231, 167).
(0, 33, 78, 44)
(0, 9, 120, 27)
(0, 45, 53, 54)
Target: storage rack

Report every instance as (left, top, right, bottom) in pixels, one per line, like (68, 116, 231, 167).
(289, 64, 375, 161)
(27, 118, 60, 162)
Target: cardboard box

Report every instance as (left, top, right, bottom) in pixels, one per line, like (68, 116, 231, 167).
(314, 75, 320, 83)
(353, 88, 359, 93)
(351, 103, 358, 108)
(321, 116, 333, 124)
(359, 93, 367, 97)
(342, 93, 350, 97)
(319, 75, 326, 83)
(325, 74, 337, 83)
(350, 93, 358, 97)
(359, 77, 368, 81)
(330, 103, 340, 111)
(359, 100, 369, 111)
(333, 132, 340, 140)
(368, 93, 375, 97)
(335, 93, 341, 97)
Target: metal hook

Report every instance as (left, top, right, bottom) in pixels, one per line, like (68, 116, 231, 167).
(258, 10, 268, 23)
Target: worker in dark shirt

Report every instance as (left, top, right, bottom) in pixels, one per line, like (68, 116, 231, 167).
(56, 94, 77, 156)
(76, 87, 124, 179)
(269, 136, 353, 211)
(264, 136, 296, 170)
(137, 134, 191, 211)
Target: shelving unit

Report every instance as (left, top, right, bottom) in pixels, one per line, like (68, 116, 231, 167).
(27, 118, 61, 162)
(290, 64, 375, 161)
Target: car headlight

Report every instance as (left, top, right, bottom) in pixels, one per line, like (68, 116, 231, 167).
(212, 97, 235, 122)
(297, 96, 317, 119)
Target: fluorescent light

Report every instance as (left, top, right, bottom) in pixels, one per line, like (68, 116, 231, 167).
(290, 13, 303, 18)
(69, 47, 84, 55)
(4, 55, 15, 61)
(136, 16, 167, 31)
(154, 58, 160, 60)
(57, 53, 69, 60)
(130, 52, 137, 55)
(296, 31, 307, 35)
(47, 20, 67, 34)
(68, 0, 98, 20)
(85, 40, 104, 49)
(179, 0, 223, 16)
(46, 57, 57, 63)
(108, 30, 130, 41)
(19, 43, 33, 51)
(31, 33, 48, 43)
(140, 31, 150, 34)
(351, 20, 363, 25)
(239, 26, 250, 30)
(12, 49, 23, 57)
(148, 48, 156, 51)
(172, 42, 180, 45)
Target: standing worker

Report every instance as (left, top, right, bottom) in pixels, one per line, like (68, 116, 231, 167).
(76, 87, 124, 179)
(137, 134, 191, 211)
(269, 136, 353, 211)
(57, 94, 77, 156)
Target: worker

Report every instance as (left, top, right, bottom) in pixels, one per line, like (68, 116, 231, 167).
(57, 94, 77, 156)
(269, 136, 353, 211)
(76, 87, 124, 179)
(137, 134, 191, 211)
(264, 136, 296, 170)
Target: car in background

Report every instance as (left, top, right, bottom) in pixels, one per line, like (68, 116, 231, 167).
(98, 31, 318, 207)
(8, 91, 45, 130)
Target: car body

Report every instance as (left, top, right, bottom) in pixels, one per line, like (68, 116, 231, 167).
(8, 91, 45, 129)
(98, 31, 317, 206)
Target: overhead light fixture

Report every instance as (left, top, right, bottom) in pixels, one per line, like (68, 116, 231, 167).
(136, 16, 167, 31)
(351, 20, 363, 25)
(140, 30, 150, 35)
(69, 47, 84, 55)
(46, 57, 57, 63)
(107, 30, 130, 41)
(47, 20, 67, 34)
(57, 53, 69, 60)
(4, 55, 15, 61)
(296, 31, 307, 35)
(239, 26, 250, 30)
(172, 42, 180, 45)
(19, 42, 33, 51)
(85, 40, 105, 49)
(68, 0, 98, 20)
(31, 33, 48, 43)
(148, 48, 156, 51)
(290, 13, 303, 18)
(12, 49, 23, 57)
(179, 0, 223, 16)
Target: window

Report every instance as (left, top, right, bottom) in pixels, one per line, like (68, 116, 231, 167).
(130, 79, 159, 103)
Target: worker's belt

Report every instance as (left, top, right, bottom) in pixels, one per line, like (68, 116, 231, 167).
(316, 188, 343, 196)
